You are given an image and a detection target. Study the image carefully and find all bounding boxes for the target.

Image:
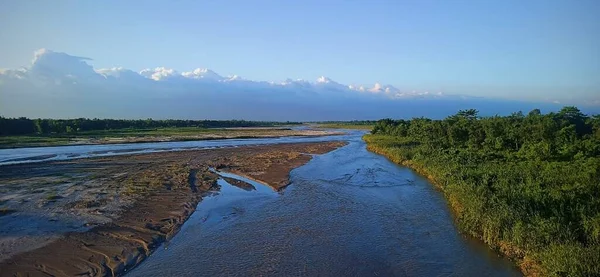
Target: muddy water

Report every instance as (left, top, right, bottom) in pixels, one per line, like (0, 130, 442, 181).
(129, 132, 521, 277)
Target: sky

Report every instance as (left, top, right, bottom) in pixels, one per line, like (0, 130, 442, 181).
(0, 0, 599, 120)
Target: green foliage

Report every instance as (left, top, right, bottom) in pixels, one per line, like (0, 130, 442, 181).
(45, 191, 62, 201)
(317, 123, 374, 130)
(366, 106, 600, 276)
(315, 120, 376, 130)
(0, 117, 301, 136)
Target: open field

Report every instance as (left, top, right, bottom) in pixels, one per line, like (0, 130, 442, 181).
(0, 141, 346, 276)
(0, 127, 342, 149)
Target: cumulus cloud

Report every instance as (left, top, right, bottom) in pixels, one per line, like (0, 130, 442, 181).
(0, 49, 594, 120)
(313, 76, 350, 92)
(181, 68, 224, 81)
(139, 67, 180, 81)
(367, 83, 386, 93)
(0, 49, 444, 99)
(29, 49, 101, 82)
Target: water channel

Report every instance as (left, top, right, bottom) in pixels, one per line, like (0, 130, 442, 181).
(125, 131, 521, 276)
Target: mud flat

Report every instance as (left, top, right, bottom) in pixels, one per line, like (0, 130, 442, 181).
(0, 141, 346, 276)
(76, 129, 344, 146)
(0, 128, 344, 149)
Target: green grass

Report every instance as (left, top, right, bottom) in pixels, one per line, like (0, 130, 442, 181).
(45, 191, 62, 201)
(0, 136, 71, 148)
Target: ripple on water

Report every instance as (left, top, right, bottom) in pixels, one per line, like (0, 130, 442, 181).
(129, 136, 522, 277)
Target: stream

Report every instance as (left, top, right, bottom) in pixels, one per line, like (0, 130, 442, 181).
(127, 131, 521, 276)
(0, 131, 353, 166)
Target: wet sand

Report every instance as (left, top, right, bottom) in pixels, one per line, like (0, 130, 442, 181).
(0, 128, 343, 149)
(0, 141, 346, 276)
(128, 132, 521, 277)
(70, 129, 343, 146)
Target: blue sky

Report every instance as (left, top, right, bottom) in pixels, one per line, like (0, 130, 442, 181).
(1, 0, 599, 103)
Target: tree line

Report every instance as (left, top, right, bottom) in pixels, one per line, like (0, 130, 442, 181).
(0, 117, 301, 136)
(366, 106, 600, 276)
(312, 120, 377, 125)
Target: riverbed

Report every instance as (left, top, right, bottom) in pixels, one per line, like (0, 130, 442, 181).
(127, 131, 521, 276)
(0, 130, 351, 166)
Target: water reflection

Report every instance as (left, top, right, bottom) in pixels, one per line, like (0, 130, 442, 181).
(129, 133, 521, 276)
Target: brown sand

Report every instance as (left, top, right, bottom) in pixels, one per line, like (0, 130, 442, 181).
(0, 141, 346, 277)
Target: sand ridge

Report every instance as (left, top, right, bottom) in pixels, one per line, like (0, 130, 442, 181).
(0, 141, 347, 276)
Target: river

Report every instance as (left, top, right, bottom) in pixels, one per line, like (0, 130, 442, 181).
(0, 130, 353, 166)
(123, 131, 521, 276)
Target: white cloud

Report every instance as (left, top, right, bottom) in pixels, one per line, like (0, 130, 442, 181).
(96, 67, 140, 79)
(313, 76, 348, 92)
(1, 49, 594, 120)
(139, 67, 180, 81)
(29, 49, 100, 81)
(0, 68, 27, 80)
(316, 76, 332, 84)
(181, 68, 224, 81)
(1, 49, 449, 100)
(368, 83, 387, 94)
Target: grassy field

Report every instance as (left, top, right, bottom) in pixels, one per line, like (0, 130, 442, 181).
(0, 127, 329, 149)
(0, 136, 73, 148)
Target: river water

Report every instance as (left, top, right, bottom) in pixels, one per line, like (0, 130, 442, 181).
(0, 131, 354, 166)
(126, 131, 521, 277)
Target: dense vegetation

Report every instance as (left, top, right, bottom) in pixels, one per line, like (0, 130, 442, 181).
(315, 120, 376, 130)
(365, 107, 600, 276)
(0, 117, 300, 136)
(314, 120, 376, 125)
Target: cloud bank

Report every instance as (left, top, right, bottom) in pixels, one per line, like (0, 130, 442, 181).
(0, 49, 596, 120)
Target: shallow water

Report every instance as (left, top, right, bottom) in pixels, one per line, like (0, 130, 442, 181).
(0, 132, 354, 166)
(129, 132, 521, 277)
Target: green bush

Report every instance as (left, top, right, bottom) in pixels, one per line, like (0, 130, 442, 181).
(365, 107, 600, 276)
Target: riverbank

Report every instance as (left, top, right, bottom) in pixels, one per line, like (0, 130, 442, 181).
(128, 130, 521, 276)
(314, 123, 374, 130)
(0, 127, 343, 149)
(363, 134, 542, 276)
(0, 141, 346, 276)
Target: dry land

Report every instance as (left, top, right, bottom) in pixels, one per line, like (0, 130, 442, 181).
(0, 127, 343, 149)
(0, 141, 346, 276)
